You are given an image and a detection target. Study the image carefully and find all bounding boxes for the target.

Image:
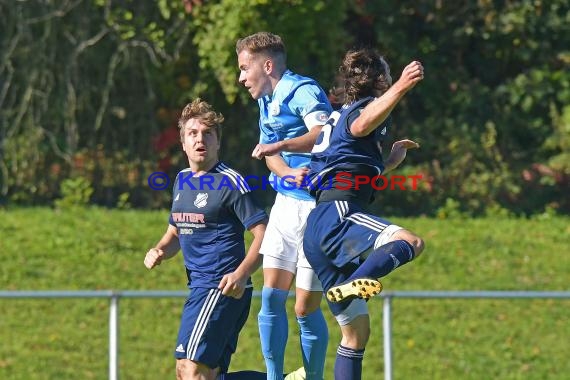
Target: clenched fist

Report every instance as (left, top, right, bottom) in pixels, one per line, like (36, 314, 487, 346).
(144, 248, 164, 269)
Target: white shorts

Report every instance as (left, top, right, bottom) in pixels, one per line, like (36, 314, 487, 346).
(335, 299, 369, 326)
(374, 224, 405, 249)
(260, 193, 322, 291)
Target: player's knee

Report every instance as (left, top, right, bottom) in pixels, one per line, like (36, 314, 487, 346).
(294, 291, 321, 316)
(260, 286, 288, 312)
(294, 302, 318, 317)
(354, 330, 370, 348)
(341, 315, 370, 349)
(410, 236, 425, 257)
(341, 325, 370, 349)
(396, 230, 425, 258)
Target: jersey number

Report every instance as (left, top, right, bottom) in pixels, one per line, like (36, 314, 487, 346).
(311, 111, 340, 153)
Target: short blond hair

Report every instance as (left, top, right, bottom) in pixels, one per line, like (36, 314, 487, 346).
(236, 31, 286, 65)
(178, 98, 224, 142)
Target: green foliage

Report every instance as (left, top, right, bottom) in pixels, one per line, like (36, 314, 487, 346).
(533, 204, 560, 221)
(0, 129, 46, 203)
(54, 177, 94, 209)
(544, 104, 570, 173)
(116, 192, 132, 209)
(484, 203, 517, 218)
(192, 0, 349, 103)
(435, 198, 465, 219)
(0, 0, 568, 215)
(357, 0, 570, 215)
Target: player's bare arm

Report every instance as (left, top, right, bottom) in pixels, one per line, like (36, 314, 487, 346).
(143, 225, 180, 269)
(219, 221, 266, 298)
(251, 125, 324, 159)
(264, 155, 309, 184)
(351, 61, 424, 137)
(383, 139, 420, 173)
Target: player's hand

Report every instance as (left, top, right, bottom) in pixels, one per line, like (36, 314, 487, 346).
(144, 248, 164, 269)
(218, 273, 247, 299)
(392, 139, 420, 152)
(252, 143, 281, 159)
(386, 139, 420, 170)
(283, 167, 309, 186)
(397, 61, 424, 91)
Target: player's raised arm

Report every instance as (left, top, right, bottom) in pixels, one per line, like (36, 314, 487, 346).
(252, 115, 328, 158)
(351, 61, 424, 137)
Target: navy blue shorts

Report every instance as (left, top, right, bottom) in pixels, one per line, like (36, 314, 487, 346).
(174, 287, 252, 372)
(304, 200, 396, 315)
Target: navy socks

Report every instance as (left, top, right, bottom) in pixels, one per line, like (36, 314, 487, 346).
(334, 344, 365, 380)
(349, 240, 415, 281)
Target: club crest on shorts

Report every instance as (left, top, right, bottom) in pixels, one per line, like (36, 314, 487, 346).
(194, 193, 208, 208)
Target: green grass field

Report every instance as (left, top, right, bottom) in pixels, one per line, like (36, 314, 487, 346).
(1, 207, 569, 379)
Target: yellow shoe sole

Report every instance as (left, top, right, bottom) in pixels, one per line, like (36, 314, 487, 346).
(326, 278, 383, 302)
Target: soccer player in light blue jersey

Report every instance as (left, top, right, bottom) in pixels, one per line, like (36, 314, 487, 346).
(303, 49, 426, 380)
(236, 32, 332, 380)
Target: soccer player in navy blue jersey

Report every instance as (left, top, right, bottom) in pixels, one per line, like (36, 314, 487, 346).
(144, 99, 270, 380)
(236, 32, 330, 380)
(303, 49, 426, 380)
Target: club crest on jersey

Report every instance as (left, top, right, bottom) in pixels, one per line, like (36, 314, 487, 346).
(316, 111, 329, 123)
(269, 102, 280, 116)
(194, 193, 208, 208)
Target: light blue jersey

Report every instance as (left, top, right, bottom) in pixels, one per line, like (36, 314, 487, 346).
(258, 70, 332, 200)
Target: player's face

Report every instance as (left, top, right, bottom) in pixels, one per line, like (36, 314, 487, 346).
(237, 50, 272, 100)
(181, 119, 220, 171)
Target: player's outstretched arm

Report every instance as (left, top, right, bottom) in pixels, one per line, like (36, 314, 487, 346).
(144, 225, 180, 269)
(251, 125, 324, 158)
(351, 61, 424, 137)
(264, 155, 309, 185)
(218, 221, 266, 299)
(383, 139, 420, 173)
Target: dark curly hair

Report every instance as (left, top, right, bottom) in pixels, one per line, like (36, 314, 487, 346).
(332, 48, 392, 104)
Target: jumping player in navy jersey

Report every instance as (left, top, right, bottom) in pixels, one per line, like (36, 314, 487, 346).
(144, 99, 270, 380)
(236, 32, 331, 380)
(303, 49, 426, 380)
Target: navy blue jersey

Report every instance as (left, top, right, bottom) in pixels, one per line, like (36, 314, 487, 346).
(307, 97, 392, 205)
(169, 162, 268, 289)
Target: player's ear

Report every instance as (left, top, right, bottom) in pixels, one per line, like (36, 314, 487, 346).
(263, 58, 272, 74)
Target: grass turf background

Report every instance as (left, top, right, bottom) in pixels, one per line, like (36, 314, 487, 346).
(1, 207, 569, 379)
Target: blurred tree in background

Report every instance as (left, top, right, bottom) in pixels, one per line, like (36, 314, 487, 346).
(0, 0, 568, 216)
